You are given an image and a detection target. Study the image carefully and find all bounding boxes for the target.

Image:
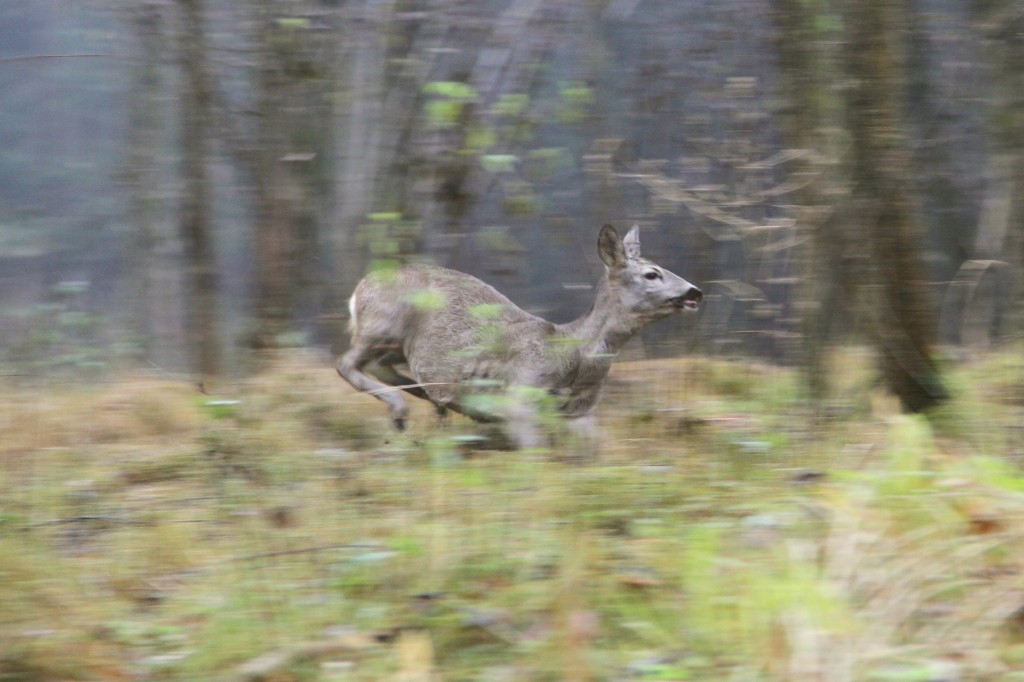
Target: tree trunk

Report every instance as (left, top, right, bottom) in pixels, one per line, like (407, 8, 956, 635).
(974, 0, 1024, 335)
(178, 0, 219, 380)
(843, 0, 948, 412)
(769, 0, 837, 401)
(124, 3, 164, 363)
(250, 11, 295, 349)
(208, 3, 336, 352)
(330, 0, 390, 340)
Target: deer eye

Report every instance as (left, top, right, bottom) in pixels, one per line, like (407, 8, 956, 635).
(644, 271, 661, 281)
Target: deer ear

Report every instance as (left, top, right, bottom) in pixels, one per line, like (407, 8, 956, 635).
(598, 224, 627, 269)
(623, 224, 642, 260)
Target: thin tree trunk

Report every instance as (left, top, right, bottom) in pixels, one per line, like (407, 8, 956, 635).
(769, 0, 836, 401)
(178, 0, 218, 380)
(974, 0, 1024, 335)
(843, 0, 948, 412)
(125, 3, 164, 362)
(250, 12, 294, 349)
(332, 0, 390, 318)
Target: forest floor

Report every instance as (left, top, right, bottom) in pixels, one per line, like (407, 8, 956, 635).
(2, 346, 1024, 682)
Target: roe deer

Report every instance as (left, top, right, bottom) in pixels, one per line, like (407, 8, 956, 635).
(337, 224, 702, 449)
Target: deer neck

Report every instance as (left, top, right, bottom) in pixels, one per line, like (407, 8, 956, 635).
(556, 276, 639, 358)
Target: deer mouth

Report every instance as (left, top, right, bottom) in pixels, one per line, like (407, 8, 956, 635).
(671, 287, 703, 311)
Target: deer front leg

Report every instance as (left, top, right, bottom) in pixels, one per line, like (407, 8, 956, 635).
(337, 343, 410, 430)
(506, 408, 543, 450)
(565, 413, 600, 460)
(501, 390, 544, 450)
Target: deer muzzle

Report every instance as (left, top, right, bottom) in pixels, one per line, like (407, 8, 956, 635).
(672, 286, 703, 310)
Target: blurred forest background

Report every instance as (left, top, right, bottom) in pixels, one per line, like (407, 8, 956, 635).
(6, 2, 1024, 681)
(1, 0, 1021, 404)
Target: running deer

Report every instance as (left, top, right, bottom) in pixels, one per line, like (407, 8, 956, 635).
(337, 224, 702, 449)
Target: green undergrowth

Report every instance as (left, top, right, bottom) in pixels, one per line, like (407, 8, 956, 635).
(1, 347, 1023, 681)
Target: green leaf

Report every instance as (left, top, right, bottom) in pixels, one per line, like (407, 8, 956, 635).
(481, 154, 517, 173)
(202, 399, 240, 420)
(464, 126, 496, 153)
(275, 17, 311, 29)
(408, 290, 447, 311)
(493, 93, 529, 117)
(469, 303, 504, 319)
(423, 81, 476, 100)
(426, 100, 462, 127)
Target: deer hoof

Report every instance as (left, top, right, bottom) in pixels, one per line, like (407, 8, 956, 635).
(393, 416, 407, 431)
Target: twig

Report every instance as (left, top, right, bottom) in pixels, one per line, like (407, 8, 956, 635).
(24, 514, 144, 529)
(226, 543, 356, 563)
(0, 53, 123, 63)
(224, 633, 376, 682)
(368, 382, 453, 396)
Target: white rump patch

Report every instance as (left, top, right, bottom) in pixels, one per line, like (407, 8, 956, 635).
(348, 292, 359, 334)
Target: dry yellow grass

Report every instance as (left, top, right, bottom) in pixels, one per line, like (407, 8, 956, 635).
(0, 348, 1022, 680)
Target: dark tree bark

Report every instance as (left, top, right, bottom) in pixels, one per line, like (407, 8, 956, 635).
(178, 0, 219, 379)
(249, 12, 295, 349)
(240, 4, 336, 351)
(843, 0, 948, 412)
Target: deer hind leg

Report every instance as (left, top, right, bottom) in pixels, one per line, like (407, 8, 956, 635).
(337, 342, 411, 430)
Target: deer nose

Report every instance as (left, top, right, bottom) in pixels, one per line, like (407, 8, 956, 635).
(673, 286, 702, 310)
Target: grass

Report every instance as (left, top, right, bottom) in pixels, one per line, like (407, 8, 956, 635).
(1, 346, 1023, 681)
